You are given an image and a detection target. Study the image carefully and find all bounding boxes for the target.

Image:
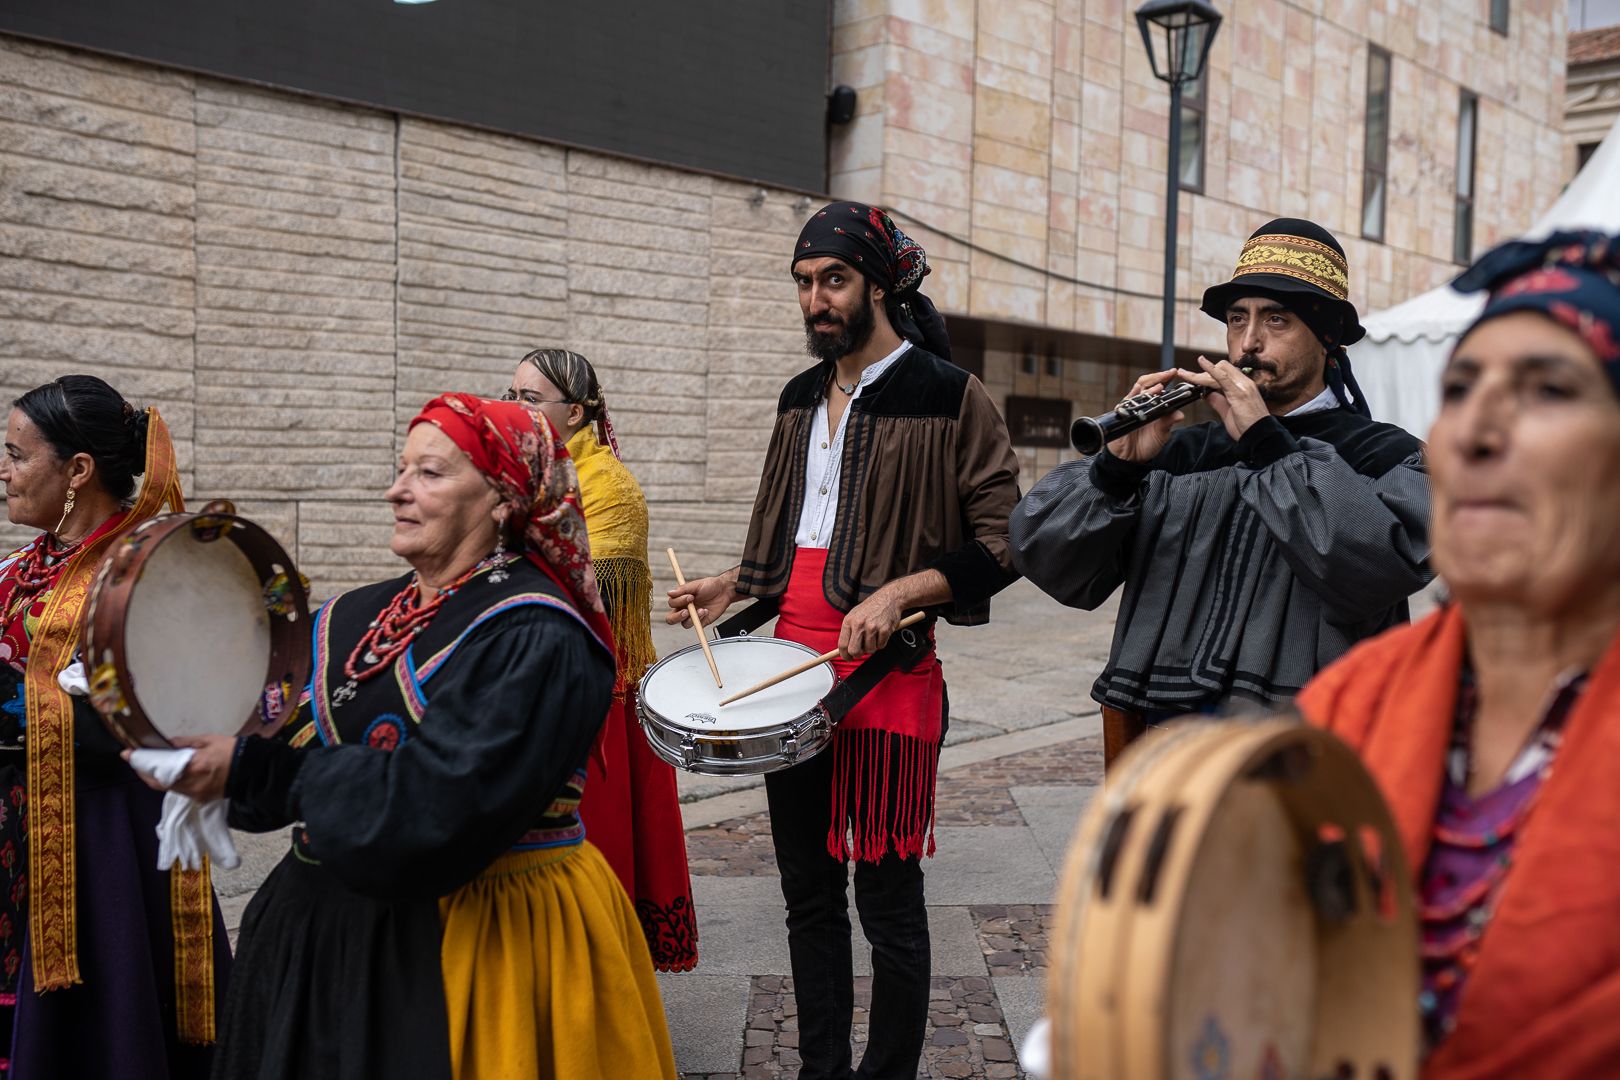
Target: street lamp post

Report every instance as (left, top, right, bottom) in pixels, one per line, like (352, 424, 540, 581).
(1134, 0, 1222, 369)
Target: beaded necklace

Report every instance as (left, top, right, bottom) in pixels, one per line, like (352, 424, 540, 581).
(331, 552, 516, 708)
(4, 534, 84, 623)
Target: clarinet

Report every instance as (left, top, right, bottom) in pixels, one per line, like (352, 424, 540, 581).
(1069, 368, 1252, 455)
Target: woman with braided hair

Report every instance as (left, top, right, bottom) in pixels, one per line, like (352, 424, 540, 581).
(505, 348, 698, 972)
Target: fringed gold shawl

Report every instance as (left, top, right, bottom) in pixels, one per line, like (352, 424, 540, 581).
(566, 426, 655, 690)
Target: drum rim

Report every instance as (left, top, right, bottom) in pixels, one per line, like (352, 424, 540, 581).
(82, 507, 311, 750)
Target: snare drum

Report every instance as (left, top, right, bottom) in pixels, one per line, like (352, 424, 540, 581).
(638, 636, 835, 775)
(82, 501, 311, 749)
(1048, 719, 1419, 1080)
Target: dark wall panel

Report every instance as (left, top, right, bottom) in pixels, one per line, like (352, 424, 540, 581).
(0, 0, 831, 191)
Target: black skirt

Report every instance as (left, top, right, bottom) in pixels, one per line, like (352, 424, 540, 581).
(211, 848, 452, 1080)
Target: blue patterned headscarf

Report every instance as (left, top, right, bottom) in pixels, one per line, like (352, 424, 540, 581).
(1453, 230, 1620, 396)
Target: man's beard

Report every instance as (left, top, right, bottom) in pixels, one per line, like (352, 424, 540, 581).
(804, 291, 877, 362)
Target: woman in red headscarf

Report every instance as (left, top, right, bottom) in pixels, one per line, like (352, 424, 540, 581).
(137, 395, 676, 1080)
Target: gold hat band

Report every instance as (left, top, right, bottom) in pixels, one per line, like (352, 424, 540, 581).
(1232, 233, 1350, 301)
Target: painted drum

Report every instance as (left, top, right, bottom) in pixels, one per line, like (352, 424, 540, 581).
(1047, 719, 1420, 1080)
(82, 500, 311, 749)
(638, 635, 835, 775)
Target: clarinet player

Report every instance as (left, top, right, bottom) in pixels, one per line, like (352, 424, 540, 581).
(1009, 218, 1434, 763)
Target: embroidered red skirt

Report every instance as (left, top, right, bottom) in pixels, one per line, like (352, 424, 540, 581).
(776, 546, 944, 863)
(578, 691, 699, 972)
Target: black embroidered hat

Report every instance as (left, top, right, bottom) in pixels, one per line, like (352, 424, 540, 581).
(1200, 217, 1366, 348)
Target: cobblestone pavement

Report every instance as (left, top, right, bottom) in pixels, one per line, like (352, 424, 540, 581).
(668, 733, 1102, 1080)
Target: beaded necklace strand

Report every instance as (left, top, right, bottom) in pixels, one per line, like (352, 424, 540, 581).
(331, 552, 515, 708)
(4, 534, 84, 623)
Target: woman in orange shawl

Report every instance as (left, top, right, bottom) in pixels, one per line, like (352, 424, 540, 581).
(1298, 232, 1620, 1079)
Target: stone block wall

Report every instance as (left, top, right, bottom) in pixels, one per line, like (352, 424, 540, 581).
(0, 35, 810, 597)
(830, 0, 1568, 357)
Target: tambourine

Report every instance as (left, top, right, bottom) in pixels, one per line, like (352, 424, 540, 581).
(82, 500, 310, 749)
(1048, 718, 1420, 1079)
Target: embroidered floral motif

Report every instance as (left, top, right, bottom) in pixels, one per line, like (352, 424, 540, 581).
(1233, 234, 1351, 298)
(635, 894, 700, 973)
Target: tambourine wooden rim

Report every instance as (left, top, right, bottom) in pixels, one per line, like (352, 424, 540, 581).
(81, 500, 311, 749)
(1049, 719, 1420, 1080)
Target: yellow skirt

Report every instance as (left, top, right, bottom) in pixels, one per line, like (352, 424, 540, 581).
(439, 841, 678, 1080)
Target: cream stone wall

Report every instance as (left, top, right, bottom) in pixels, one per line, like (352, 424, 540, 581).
(1, 7, 1571, 597)
(0, 36, 810, 596)
(830, 0, 1568, 360)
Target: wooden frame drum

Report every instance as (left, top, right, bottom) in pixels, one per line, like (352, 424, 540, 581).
(82, 501, 311, 749)
(1048, 719, 1419, 1080)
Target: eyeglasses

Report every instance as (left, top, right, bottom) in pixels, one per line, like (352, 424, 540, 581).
(500, 390, 574, 406)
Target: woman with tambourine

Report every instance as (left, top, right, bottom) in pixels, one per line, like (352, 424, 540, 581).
(144, 394, 676, 1080)
(1300, 231, 1620, 1077)
(0, 375, 228, 1077)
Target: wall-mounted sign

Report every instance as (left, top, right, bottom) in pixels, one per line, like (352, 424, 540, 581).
(1004, 395, 1072, 449)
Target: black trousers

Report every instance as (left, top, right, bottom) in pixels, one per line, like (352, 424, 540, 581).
(764, 724, 939, 1080)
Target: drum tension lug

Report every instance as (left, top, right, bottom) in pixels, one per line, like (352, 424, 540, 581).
(781, 734, 799, 764)
(679, 733, 700, 769)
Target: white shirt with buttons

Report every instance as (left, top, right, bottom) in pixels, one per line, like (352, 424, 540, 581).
(794, 343, 909, 548)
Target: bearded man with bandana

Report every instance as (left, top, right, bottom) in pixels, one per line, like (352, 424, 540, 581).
(1011, 218, 1436, 762)
(668, 202, 1020, 1080)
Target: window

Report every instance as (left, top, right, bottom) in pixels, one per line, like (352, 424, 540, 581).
(1362, 47, 1392, 242)
(1454, 90, 1478, 265)
(1490, 0, 1510, 33)
(1178, 70, 1208, 193)
(1577, 141, 1601, 171)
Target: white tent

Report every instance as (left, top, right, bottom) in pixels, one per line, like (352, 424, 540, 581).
(1352, 113, 1620, 438)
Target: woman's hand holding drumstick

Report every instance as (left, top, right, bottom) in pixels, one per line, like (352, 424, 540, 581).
(718, 611, 928, 707)
(666, 549, 724, 689)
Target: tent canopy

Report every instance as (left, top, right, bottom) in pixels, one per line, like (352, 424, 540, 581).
(1352, 113, 1620, 438)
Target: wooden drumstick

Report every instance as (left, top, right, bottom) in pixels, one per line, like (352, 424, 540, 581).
(666, 548, 723, 689)
(718, 611, 928, 707)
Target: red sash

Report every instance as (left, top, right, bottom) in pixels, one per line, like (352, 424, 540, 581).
(777, 547, 943, 862)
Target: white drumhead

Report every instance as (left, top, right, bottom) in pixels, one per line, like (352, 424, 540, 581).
(643, 636, 833, 733)
(122, 529, 272, 738)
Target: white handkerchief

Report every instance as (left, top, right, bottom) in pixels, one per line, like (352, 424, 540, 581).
(57, 660, 89, 697)
(127, 748, 241, 872)
(1020, 1016, 1051, 1080)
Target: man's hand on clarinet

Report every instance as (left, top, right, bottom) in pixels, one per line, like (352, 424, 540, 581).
(1176, 356, 1269, 441)
(1107, 368, 1184, 463)
(666, 570, 739, 628)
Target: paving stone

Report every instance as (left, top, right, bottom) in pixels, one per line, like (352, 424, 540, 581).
(657, 973, 750, 1075)
(925, 826, 1059, 905)
(1010, 784, 1100, 875)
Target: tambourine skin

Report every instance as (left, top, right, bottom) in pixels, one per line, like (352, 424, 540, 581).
(81, 501, 311, 749)
(1049, 719, 1421, 1080)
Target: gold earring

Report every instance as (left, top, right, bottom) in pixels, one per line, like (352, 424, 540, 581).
(54, 488, 76, 535)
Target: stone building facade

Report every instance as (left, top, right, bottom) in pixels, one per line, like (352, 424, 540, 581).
(1, 2, 1569, 596)
(1567, 25, 1620, 174)
(829, 0, 1568, 486)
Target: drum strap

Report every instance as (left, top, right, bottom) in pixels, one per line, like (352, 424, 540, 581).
(714, 597, 782, 639)
(822, 617, 937, 723)
(24, 410, 216, 1043)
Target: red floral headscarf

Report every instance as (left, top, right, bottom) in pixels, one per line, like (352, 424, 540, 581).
(409, 393, 614, 653)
